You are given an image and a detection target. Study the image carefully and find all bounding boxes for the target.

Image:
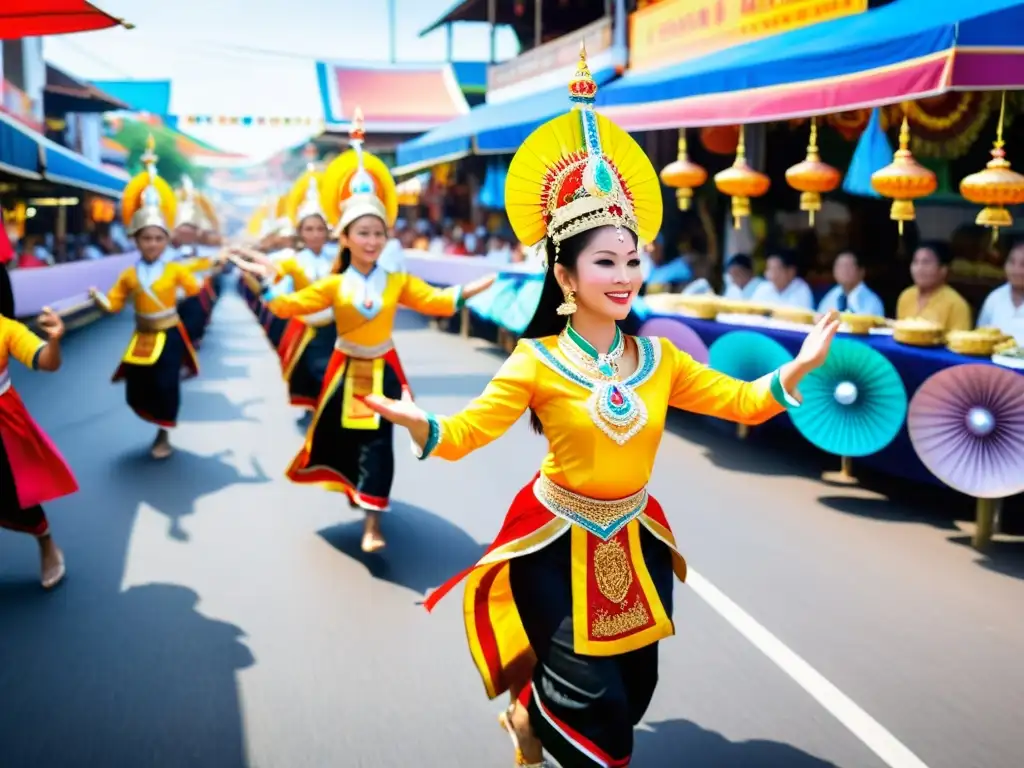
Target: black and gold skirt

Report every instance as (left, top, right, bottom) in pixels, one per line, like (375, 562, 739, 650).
(113, 322, 199, 429)
(285, 345, 410, 511)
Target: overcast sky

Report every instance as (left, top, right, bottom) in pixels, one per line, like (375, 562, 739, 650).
(45, 0, 519, 158)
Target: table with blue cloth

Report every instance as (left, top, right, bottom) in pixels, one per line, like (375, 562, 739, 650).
(644, 313, 1023, 486)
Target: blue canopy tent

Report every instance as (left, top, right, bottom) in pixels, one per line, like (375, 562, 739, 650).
(596, 0, 1024, 131)
(392, 67, 618, 176)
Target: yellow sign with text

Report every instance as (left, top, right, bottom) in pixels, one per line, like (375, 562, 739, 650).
(629, 0, 868, 72)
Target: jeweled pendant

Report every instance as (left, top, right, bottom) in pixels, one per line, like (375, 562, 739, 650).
(610, 387, 624, 407)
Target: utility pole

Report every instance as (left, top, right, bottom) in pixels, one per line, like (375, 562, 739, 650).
(388, 0, 397, 63)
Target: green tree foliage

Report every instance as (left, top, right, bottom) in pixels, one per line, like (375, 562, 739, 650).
(114, 121, 207, 186)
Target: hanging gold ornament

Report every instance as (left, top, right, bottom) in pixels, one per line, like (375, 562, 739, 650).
(714, 126, 770, 229)
(870, 116, 937, 235)
(959, 92, 1024, 240)
(659, 129, 707, 211)
(785, 118, 841, 226)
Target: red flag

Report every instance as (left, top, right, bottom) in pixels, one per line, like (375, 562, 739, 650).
(0, 2, 130, 40)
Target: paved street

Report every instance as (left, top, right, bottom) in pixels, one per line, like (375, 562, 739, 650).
(3, 290, 1023, 768)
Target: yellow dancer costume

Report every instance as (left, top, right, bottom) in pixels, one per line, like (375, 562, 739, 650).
(259, 110, 472, 512)
(92, 137, 201, 431)
(415, 49, 804, 768)
(272, 164, 339, 409)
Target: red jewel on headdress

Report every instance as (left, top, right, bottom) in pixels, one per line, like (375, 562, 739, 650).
(608, 204, 623, 217)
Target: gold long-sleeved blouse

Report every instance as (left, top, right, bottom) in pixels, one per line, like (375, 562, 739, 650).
(97, 261, 201, 315)
(420, 334, 795, 500)
(263, 268, 462, 349)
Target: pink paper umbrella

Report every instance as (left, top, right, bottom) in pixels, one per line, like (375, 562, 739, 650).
(908, 364, 1024, 499)
(638, 317, 709, 364)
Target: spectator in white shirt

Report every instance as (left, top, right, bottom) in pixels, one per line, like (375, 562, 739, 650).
(977, 242, 1024, 343)
(750, 249, 814, 309)
(817, 250, 885, 317)
(722, 253, 764, 301)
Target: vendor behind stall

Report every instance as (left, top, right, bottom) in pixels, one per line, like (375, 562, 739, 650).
(817, 251, 885, 317)
(722, 253, 764, 300)
(896, 242, 972, 331)
(750, 248, 814, 309)
(977, 240, 1024, 342)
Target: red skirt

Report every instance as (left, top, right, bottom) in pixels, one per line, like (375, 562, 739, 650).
(0, 388, 78, 509)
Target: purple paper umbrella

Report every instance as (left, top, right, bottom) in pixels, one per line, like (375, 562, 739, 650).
(638, 317, 709, 365)
(908, 364, 1024, 498)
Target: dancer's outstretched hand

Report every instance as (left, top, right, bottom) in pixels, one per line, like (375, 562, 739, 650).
(363, 390, 431, 449)
(462, 273, 497, 301)
(796, 310, 840, 370)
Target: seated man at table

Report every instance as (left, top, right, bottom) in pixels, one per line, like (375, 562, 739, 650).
(977, 239, 1024, 342)
(722, 253, 764, 301)
(749, 248, 814, 309)
(817, 250, 885, 317)
(896, 241, 972, 331)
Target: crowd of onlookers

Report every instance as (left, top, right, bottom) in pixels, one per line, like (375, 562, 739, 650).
(0, 223, 129, 269)
(674, 241, 1024, 343)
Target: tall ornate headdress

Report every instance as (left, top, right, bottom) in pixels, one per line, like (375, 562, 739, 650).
(284, 163, 327, 227)
(320, 107, 398, 235)
(195, 191, 219, 232)
(505, 44, 662, 262)
(175, 175, 203, 229)
(122, 134, 177, 236)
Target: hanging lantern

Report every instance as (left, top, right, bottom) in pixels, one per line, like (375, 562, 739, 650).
(785, 118, 841, 226)
(714, 126, 770, 229)
(870, 116, 937, 235)
(959, 92, 1024, 240)
(660, 129, 707, 211)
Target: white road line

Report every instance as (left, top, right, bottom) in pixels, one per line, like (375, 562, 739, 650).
(686, 568, 931, 768)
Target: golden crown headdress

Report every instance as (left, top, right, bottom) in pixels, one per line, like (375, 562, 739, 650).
(284, 163, 327, 226)
(195, 191, 219, 232)
(121, 134, 177, 236)
(506, 44, 662, 258)
(175, 175, 203, 229)
(320, 107, 398, 235)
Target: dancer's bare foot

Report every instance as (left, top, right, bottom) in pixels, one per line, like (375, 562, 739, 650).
(361, 511, 386, 553)
(500, 700, 545, 766)
(151, 428, 173, 460)
(39, 536, 66, 590)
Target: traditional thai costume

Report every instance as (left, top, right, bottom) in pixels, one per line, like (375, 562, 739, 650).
(0, 315, 78, 539)
(272, 167, 339, 410)
(417, 51, 801, 768)
(260, 115, 469, 512)
(94, 140, 201, 430)
(171, 177, 221, 348)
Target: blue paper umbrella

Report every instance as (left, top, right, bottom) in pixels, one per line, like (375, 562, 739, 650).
(789, 338, 907, 457)
(709, 330, 793, 382)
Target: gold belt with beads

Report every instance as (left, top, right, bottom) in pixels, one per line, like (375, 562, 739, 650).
(532, 473, 648, 541)
(135, 311, 180, 333)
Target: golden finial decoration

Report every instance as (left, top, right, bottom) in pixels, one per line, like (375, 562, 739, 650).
(350, 107, 366, 143)
(568, 41, 598, 108)
(785, 118, 841, 226)
(960, 92, 1024, 241)
(870, 114, 937, 235)
(714, 126, 770, 229)
(660, 129, 707, 211)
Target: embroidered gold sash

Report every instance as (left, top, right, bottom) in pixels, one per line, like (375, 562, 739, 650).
(341, 357, 385, 430)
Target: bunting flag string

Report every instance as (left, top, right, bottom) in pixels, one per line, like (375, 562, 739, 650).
(177, 115, 326, 128)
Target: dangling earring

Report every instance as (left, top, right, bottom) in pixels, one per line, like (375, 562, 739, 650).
(557, 289, 577, 316)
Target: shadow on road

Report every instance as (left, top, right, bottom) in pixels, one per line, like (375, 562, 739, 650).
(947, 534, 1024, 582)
(108, 447, 270, 541)
(318, 499, 486, 598)
(0, 583, 253, 767)
(634, 719, 840, 767)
